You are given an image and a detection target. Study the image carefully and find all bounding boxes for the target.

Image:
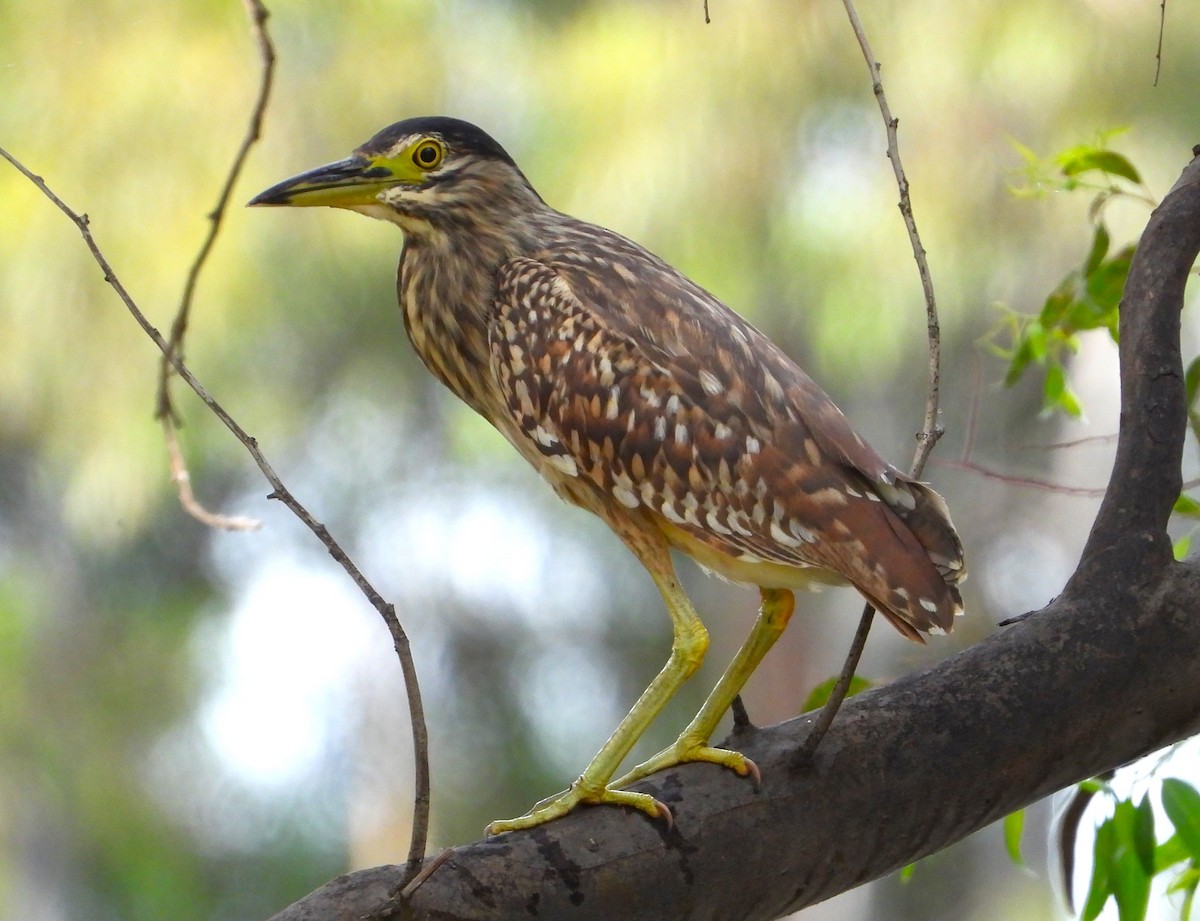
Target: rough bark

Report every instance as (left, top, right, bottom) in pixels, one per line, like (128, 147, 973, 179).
(266, 151, 1200, 921)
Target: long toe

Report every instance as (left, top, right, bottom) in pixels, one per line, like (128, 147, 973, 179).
(485, 780, 671, 836)
(612, 740, 758, 790)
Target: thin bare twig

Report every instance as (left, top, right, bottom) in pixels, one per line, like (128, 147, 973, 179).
(951, 359, 1111, 496)
(158, 0, 274, 418)
(797, 604, 872, 761)
(1155, 0, 1167, 87)
(399, 847, 456, 900)
(1019, 433, 1118, 452)
(951, 355, 1117, 490)
(841, 6, 945, 472)
(165, 422, 262, 531)
(0, 145, 431, 887)
(153, 0, 276, 532)
(961, 358, 983, 462)
(932, 457, 1106, 498)
(802, 0, 948, 759)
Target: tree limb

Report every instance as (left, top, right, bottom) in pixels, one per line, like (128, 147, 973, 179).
(264, 150, 1200, 921)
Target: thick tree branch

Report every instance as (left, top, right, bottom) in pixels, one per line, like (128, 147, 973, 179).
(1070, 155, 1197, 585)
(264, 152, 1200, 921)
(273, 568, 1200, 921)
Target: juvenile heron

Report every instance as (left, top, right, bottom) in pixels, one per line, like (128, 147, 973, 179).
(250, 116, 965, 835)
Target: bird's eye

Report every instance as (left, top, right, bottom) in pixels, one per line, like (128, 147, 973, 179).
(412, 140, 444, 170)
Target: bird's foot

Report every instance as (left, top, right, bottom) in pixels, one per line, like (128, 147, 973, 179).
(611, 736, 760, 791)
(485, 776, 671, 836)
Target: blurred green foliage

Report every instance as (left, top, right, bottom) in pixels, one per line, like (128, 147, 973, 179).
(3, 1, 1200, 920)
(801, 673, 870, 712)
(1005, 808, 1027, 867)
(992, 139, 1147, 417)
(1064, 777, 1200, 921)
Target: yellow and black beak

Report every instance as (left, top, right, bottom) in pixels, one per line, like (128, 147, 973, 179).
(249, 155, 402, 209)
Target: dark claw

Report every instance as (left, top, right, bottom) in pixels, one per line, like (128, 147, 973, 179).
(743, 757, 762, 792)
(654, 799, 674, 832)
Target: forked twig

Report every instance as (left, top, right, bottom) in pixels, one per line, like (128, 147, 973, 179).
(801, 0, 947, 759)
(954, 358, 1115, 496)
(153, 0, 276, 532)
(0, 145, 432, 887)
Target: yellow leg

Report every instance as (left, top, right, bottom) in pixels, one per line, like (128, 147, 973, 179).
(611, 587, 795, 790)
(486, 521, 712, 835)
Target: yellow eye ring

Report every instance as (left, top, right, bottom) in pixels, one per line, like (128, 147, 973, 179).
(412, 139, 444, 170)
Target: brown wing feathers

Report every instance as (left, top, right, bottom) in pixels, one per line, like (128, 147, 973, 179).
(489, 245, 964, 639)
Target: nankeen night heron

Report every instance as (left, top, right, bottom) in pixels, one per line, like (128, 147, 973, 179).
(250, 116, 965, 835)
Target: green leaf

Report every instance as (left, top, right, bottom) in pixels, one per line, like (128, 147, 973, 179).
(1109, 843, 1150, 921)
(1044, 361, 1066, 402)
(802, 675, 871, 712)
(1154, 832, 1190, 872)
(1109, 798, 1152, 921)
(1175, 535, 1193, 562)
(1063, 783, 1104, 913)
(1085, 245, 1134, 325)
(1167, 864, 1200, 895)
(1004, 809, 1026, 866)
(1063, 293, 1115, 334)
(898, 863, 915, 883)
(1057, 146, 1143, 184)
(1004, 335, 1037, 386)
(1133, 795, 1156, 876)
(1082, 816, 1115, 921)
(1175, 496, 1200, 519)
(1056, 384, 1083, 418)
(1042, 363, 1083, 417)
(1004, 318, 1052, 388)
(1085, 223, 1111, 275)
(1186, 355, 1200, 409)
(1010, 137, 1041, 166)
(1163, 780, 1200, 860)
(1188, 355, 1200, 444)
(1026, 319, 1048, 361)
(1039, 286, 1075, 330)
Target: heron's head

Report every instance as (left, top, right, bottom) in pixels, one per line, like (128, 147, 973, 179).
(250, 116, 542, 234)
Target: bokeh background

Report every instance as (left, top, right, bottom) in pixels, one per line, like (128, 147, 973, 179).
(3, 1, 1200, 919)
